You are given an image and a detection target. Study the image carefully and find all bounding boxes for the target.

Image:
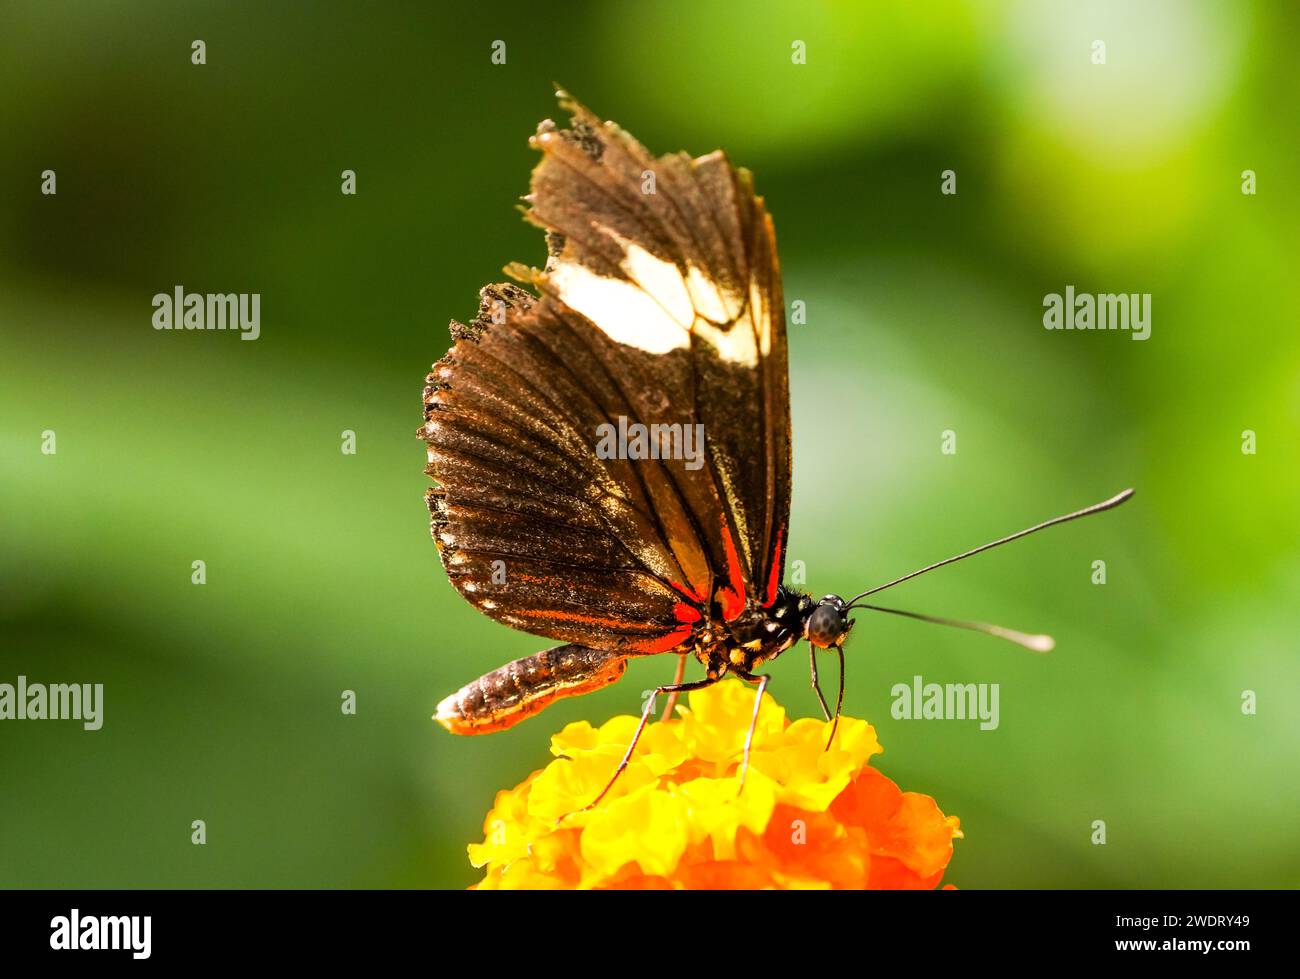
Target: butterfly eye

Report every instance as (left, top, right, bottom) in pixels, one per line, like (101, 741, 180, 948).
(806, 603, 847, 648)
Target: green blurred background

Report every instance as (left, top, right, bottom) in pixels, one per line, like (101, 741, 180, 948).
(2, 0, 1297, 889)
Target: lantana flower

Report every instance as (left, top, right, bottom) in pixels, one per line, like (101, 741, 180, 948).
(467, 680, 962, 889)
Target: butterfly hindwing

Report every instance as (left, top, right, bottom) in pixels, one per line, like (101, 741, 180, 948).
(424, 287, 704, 653)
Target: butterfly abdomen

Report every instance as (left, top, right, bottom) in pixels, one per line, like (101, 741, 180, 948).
(434, 644, 629, 735)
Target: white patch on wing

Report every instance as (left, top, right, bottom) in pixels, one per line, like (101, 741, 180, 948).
(694, 310, 759, 367)
(546, 226, 759, 363)
(686, 264, 738, 323)
(618, 240, 694, 328)
(547, 259, 689, 354)
(610, 227, 740, 326)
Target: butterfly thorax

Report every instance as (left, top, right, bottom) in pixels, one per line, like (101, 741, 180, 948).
(694, 586, 815, 678)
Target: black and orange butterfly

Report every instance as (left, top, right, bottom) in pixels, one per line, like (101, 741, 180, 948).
(420, 91, 1132, 809)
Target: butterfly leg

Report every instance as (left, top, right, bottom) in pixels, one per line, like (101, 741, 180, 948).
(809, 646, 832, 721)
(732, 669, 771, 795)
(573, 674, 722, 817)
(660, 653, 689, 720)
(825, 644, 846, 751)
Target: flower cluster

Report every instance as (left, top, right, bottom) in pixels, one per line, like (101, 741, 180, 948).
(468, 680, 962, 889)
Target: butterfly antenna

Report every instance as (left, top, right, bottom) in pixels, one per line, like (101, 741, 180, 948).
(847, 603, 1055, 652)
(844, 488, 1134, 605)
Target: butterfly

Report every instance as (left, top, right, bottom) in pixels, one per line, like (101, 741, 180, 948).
(420, 91, 1133, 810)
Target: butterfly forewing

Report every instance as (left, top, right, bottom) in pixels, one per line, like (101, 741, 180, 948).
(421, 95, 791, 656)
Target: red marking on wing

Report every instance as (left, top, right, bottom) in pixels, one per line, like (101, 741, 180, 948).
(674, 602, 702, 624)
(668, 579, 707, 605)
(762, 530, 784, 608)
(524, 609, 643, 630)
(629, 626, 692, 654)
(717, 524, 747, 622)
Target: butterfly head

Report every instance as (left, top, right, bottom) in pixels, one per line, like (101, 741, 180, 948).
(804, 594, 855, 649)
